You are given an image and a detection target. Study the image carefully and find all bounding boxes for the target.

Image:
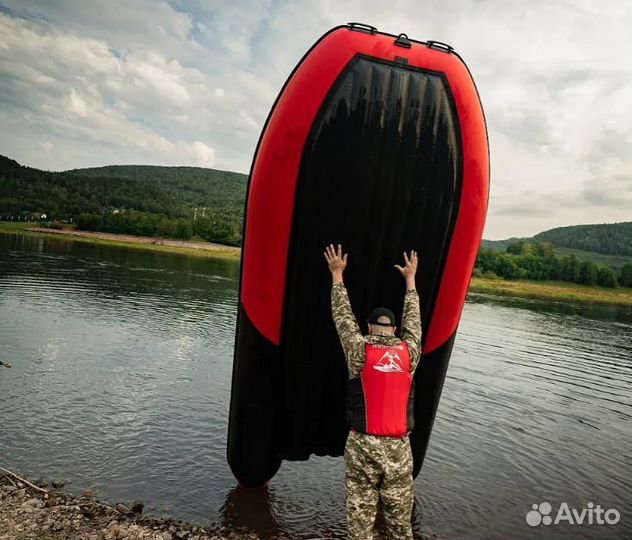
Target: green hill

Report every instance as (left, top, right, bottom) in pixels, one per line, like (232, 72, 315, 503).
(0, 155, 247, 220)
(481, 238, 519, 252)
(532, 222, 632, 256)
(549, 247, 632, 270)
(0, 154, 247, 245)
(481, 223, 632, 269)
(68, 164, 247, 216)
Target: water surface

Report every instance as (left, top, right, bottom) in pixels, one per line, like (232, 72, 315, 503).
(1, 232, 630, 539)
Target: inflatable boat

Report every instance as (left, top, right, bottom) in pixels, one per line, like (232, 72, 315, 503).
(228, 23, 489, 487)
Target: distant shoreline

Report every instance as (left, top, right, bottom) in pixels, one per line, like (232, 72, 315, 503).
(0, 223, 239, 260)
(1, 224, 629, 306)
(469, 277, 631, 307)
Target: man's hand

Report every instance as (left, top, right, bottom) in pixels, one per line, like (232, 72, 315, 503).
(395, 250, 419, 291)
(324, 244, 347, 285)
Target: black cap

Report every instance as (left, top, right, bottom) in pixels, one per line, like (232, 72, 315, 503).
(367, 307, 396, 327)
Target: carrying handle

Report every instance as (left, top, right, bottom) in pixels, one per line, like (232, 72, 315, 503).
(426, 40, 454, 53)
(347, 22, 378, 35)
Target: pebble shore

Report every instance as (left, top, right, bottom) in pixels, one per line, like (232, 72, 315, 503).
(1, 470, 436, 540)
(0, 472, 254, 540)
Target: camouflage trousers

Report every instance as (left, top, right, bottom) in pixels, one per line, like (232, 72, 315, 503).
(344, 430, 414, 540)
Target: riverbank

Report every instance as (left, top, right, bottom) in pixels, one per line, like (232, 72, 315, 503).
(2, 223, 629, 306)
(469, 277, 631, 306)
(0, 223, 239, 260)
(0, 468, 245, 540)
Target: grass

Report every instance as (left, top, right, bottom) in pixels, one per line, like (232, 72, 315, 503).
(470, 277, 631, 306)
(0, 221, 32, 231)
(0, 222, 240, 261)
(552, 247, 632, 270)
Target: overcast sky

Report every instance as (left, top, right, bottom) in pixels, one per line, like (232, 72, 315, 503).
(0, 0, 630, 239)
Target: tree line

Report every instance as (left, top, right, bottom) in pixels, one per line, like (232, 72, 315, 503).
(475, 241, 632, 288)
(75, 210, 242, 246)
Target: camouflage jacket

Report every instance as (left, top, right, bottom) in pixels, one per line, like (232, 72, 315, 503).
(331, 283, 422, 379)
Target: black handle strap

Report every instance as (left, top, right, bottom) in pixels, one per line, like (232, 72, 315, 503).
(347, 22, 378, 34)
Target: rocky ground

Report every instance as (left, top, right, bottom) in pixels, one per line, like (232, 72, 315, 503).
(0, 471, 251, 540)
(1, 469, 437, 540)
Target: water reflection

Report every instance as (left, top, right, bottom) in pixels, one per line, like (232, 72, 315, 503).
(217, 484, 430, 540)
(468, 291, 632, 324)
(219, 486, 283, 539)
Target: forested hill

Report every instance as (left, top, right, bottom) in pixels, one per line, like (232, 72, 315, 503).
(482, 222, 632, 257)
(0, 154, 247, 245)
(67, 164, 247, 212)
(0, 155, 247, 216)
(532, 223, 632, 256)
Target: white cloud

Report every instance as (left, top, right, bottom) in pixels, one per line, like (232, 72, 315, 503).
(191, 140, 216, 166)
(67, 89, 89, 117)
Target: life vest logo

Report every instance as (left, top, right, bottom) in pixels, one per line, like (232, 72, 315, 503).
(373, 351, 404, 373)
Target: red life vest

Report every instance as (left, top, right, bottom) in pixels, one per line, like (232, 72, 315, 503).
(346, 341, 414, 437)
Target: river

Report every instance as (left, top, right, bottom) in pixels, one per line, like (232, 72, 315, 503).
(1, 232, 630, 539)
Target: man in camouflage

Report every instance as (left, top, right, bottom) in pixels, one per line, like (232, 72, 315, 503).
(323, 244, 422, 540)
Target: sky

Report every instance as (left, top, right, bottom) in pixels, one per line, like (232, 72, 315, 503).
(0, 0, 630, 239)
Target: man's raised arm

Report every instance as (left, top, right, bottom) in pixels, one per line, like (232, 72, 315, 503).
(324, 244, 364, 377)
(395, 250, 422, 371)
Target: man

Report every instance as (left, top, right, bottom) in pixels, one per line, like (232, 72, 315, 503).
(0, 360, 11, 368)
(323, 244, 422, 540)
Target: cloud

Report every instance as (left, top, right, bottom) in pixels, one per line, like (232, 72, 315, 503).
(0, 0, 630, 239)
(0, 11, 218, 168)
(0, 0, 195, 56)
(492, 204, 553, 218)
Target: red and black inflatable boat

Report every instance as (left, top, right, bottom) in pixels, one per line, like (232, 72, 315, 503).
(228, 23, 489, 487)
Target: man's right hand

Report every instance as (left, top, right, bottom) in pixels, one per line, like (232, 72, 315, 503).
(324, 244, 347, 284)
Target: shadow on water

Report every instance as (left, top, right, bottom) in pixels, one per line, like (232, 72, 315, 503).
(219, 486, 283, 538)
(218, 485, 429, 540)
